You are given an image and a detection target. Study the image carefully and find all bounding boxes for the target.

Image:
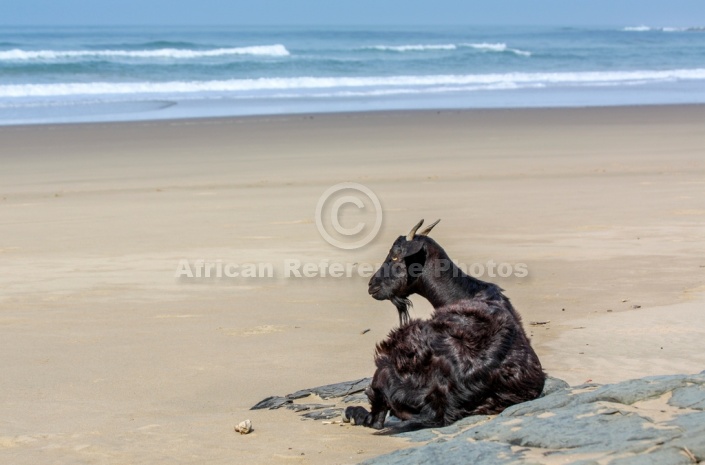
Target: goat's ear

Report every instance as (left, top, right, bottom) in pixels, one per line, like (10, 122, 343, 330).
(402, 240, 424, 257)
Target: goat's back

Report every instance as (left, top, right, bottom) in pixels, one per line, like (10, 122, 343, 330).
(373, 299, 544, 426)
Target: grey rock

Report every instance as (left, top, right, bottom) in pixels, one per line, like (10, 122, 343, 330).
(286, 403, 334, 413)
(573, 383, 602, 389)
(361, 373, 705, 465)
(465, 402, 672, 452)
(343, 392, 369, 403)
(250, 395, 291, 410)
(670, 411, 705, 431)
(670, 412, 705, 460)
(606, 446, 693, 465)
(669, 384, 705, 410)
(251, 377, 371, 410)
(252, 372, 705, 465)
(577, 376, 689, 405)
(309, 377, 371, 399)
(444, 414, 490, 431)
(300, 408, 343, 420)
(399, 415, 489, 443)
(286, 389, 312, 400)
(500, 390, 574, 417)
(541, 376, 571, 397)
(394, 428, 438, 444)
(358, 438, 522, 465)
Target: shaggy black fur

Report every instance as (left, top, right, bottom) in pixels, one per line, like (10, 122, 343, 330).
(345, 224, 545, 433)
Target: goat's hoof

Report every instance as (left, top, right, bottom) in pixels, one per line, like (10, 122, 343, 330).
(344, 406, 369, 426)
(342, 407, 357, 424)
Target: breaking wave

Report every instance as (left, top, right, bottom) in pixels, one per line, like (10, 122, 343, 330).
(0, 44, 290, 61)
(363, 42, 532, 56)
(623, 26, 705, 32)
(3, 68, 704, 98)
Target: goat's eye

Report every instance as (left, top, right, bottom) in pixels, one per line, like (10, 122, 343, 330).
(392, 256, 400, 262)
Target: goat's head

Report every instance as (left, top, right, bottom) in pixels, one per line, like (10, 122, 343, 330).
(368, 219, 440, 325)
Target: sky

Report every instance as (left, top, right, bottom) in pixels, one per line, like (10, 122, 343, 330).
(2, 0, 705, 27)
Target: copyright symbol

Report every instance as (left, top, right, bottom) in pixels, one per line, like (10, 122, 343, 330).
(315, 182, 383, 250)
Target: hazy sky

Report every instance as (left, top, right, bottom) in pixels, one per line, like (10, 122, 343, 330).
(3, 0, 705, 27)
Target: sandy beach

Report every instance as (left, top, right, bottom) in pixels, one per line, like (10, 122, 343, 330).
(1, 105, 704, 464)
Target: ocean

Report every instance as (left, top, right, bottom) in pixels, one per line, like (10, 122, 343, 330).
(1, 25, 704, 125)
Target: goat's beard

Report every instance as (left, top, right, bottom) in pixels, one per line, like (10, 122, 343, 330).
(391, 296, 412, 327)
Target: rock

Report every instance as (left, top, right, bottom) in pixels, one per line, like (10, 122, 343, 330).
(252, 372, 705, 465)
(250, 395, 291, 410)
(343, 392, 369, 403)
(286, 389, 312, 400)
(358, 438, 520, 465)
(251, 378, 371, 411)
(605, 446, 692, 465)
(669, 384, 705, 410)
(308, 378, 371, 399)
(286, 403, 334, 413)
(541, 376, 571, 397)
(577, 375, 691, 405)
(399, 414, 489, 443)
(670, 412, 705, 460)
(361, 372, 705, 465)
(469, 402, 673, 452)
(301, 408, 343, 420)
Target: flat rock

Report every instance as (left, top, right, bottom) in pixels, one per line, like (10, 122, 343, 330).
(253, 378, 373, 410)
(286, 389, 312, 400)
(301, 408, 344, 420)
(670, 411, 705, 458)
(285, 403, 334, 413)
(468, 402, 675, 451)
(251, 372, 705, 464)
(540, 376, 571, 397)
(308, 378, 372, 399)
(576, 375, 694, 405)
(362, 372, 705, 465)
(669, 383, 705, 410)
(605, 447, 694, 465)
(343, 392, 369, 403)
(250, 395, 291, 410)
(359, 440, 527, 465)
(251, 379, 370, 422)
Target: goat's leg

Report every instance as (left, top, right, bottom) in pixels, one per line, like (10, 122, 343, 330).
(343, 406, 388, 429)
(343, 387, 388, 429)
(343, 406, 370, 425)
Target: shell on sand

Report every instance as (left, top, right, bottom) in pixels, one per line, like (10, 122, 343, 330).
(234, 419, 253, 434)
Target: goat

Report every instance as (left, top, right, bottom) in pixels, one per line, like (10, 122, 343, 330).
(344, 219, 545, 433)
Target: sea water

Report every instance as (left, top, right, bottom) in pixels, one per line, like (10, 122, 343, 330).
(1, 25, 704, 125)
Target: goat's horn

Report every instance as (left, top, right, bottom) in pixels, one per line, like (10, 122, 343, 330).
(419, 219, 440, 236)
(406, 219, 424, 241)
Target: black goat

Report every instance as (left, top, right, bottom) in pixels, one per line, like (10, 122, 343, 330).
(344, 219, 545, 433)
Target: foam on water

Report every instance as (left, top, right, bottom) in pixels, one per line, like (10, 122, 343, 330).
(0, 44, 290, 61)
(2, 69, 703, 98)
(364, 42, 531, 56)
(624, 26, 653, 32)
(366, 44, 458, 52)
(462, 42, 532, 56)
(623, 26, 704, 32)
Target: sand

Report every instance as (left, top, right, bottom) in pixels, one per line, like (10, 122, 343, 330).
(1, 105, 704, 464)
